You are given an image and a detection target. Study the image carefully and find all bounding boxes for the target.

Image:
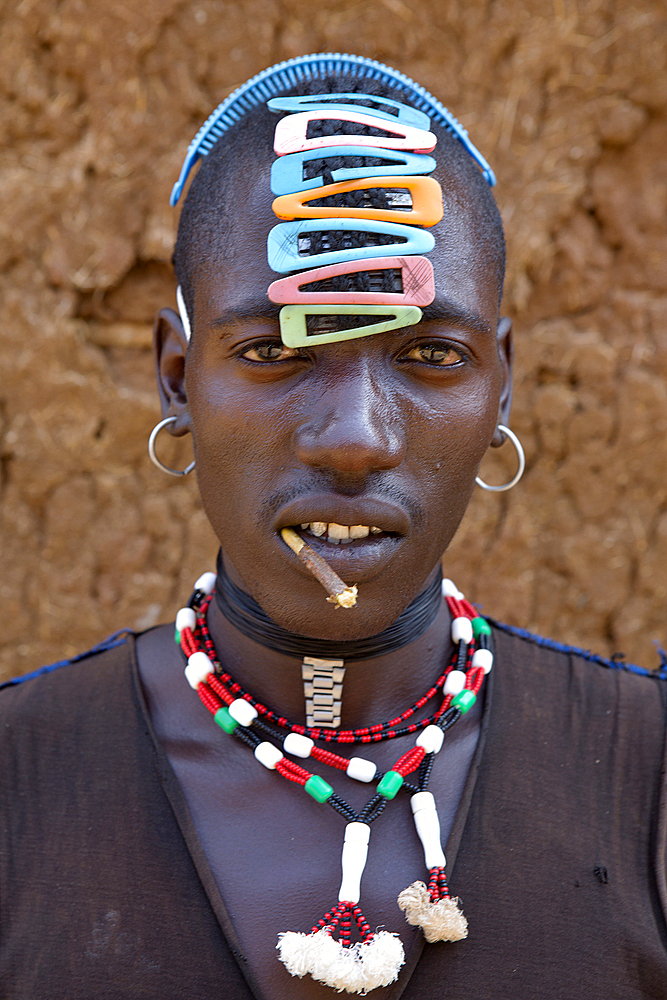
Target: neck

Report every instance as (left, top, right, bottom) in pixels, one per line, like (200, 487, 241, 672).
(205, 565, 454, 732)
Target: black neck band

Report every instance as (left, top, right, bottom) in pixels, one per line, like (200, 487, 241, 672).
(214, 552, 443, 662)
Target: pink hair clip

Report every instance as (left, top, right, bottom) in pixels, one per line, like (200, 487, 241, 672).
(267, 256, 435, 307)
(274, 110, 437, 157)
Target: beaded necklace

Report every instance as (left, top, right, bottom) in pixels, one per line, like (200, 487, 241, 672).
(176, 572, 493, 994)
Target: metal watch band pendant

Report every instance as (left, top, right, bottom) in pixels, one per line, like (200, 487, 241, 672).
(302, 656, 346, 728)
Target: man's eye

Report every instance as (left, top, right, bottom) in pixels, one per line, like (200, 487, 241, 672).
(405, 344, 464, 366)
(242, 341, 299, 362)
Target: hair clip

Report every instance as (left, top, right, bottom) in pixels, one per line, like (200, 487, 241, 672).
(270, 147, 436, 196)
(272, 175, 443, 227)
(274, 110, 436, 157)
(267, 219, 435, 273)
(176, 285, 192, 341)
(267, 93, 432, 130)
(170, 52, 495, 204)
(279, 303, 422, 347)
(267, 255, 435, 307)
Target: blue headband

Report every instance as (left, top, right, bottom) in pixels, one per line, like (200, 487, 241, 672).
(170, 52, 495, 206)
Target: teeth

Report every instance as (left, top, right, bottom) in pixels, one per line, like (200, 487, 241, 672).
(327, 523, 349, 540)
(299, 521, 384, 541)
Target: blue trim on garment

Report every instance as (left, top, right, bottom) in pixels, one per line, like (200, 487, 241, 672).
(0, 630, 132, 690)
(490, 618, 667, 680)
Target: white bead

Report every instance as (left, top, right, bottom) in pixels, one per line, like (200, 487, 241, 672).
(338, 823, 371, 904)
(444, 670, 467, 696)
(228, 698, 258, 727)
(416, 725, 444, 755)
(410, 792, 446, 869)
(346, 757, 377, 783)
(442, 578, 465, 600)
(175, 607, 196, 633)
(284, 733, 314, 758)
(254, 741, 283, 769)
(184, 651, 212, 689)
(451, 616, 473, 645)
(472, 648, 494, 674)
(410, 791, 435, 815)
(194, 572, 217, 595)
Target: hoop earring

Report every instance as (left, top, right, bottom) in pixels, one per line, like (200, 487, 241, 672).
(148, 416, 195, 477)
(475, 424, 525, 492)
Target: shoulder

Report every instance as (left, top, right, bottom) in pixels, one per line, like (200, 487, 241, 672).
(489, 618, 667, 720)
(491, 618, 667, 680)
(0, 631, 135, 730)
(0, 632, 150, 813)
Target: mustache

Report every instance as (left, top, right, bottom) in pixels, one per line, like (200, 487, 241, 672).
(258, 474, 425, 529)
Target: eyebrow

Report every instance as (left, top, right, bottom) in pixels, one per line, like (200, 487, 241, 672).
(211, 294, 491, 336)
(211, 298, 280, 327)
(420, 297, 491, 336)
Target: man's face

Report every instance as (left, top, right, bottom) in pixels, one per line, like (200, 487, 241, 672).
(178, 156, 510, 640)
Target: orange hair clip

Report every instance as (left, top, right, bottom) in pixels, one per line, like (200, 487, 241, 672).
(272, 175, 443, 228)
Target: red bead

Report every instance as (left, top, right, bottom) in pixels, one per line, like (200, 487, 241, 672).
(276, 759, 310, 785)
(197, 683, 222, 715)
(207, 674, 234, 706)
(394, 746, 425, 775)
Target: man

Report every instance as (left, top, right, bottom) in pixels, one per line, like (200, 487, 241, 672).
(2, 54, 666, 1000)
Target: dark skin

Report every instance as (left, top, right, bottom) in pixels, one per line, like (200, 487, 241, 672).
(137, 154, 513, 999)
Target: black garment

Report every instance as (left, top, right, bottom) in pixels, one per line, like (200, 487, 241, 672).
(1, 626, 667, 999)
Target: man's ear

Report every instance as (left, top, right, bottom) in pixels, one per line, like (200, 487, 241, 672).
(491, 315, 514, 448)
(153, 307, 191, 434)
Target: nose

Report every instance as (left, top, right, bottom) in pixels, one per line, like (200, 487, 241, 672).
(293, 363, 406, 475)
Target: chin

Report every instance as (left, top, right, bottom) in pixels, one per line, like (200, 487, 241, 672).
(248, 565, 434, 642)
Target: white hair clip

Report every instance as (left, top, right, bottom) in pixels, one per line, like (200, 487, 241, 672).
(176, 285, 192, 342)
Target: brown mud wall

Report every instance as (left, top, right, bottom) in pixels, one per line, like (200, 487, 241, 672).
(1, 0, 666, 680)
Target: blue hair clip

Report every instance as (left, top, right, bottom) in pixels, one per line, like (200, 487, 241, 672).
(270, 147, 436, 196)
(267, 93, 432, 130)
(267, 218, 435, 273)
(170, 52, 495, 205)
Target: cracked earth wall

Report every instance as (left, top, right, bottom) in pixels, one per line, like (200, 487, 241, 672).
(1, 0, 666, 679)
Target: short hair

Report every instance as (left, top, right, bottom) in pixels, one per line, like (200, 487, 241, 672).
(173, 75, 506, 327)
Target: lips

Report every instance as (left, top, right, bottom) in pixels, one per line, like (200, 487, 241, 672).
(275, 495, 409, 581)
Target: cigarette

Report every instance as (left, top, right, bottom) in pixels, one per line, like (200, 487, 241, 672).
(280, 527, 358, 609)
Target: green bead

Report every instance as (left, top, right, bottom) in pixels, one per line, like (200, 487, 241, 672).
(214, 706, 238, 734)
(304, 775, 333, 803)
(377, 770, 404, 799)
(174, 628, 181, 645)
(471, 616, 491, 638)
(451, 690, 477, 714)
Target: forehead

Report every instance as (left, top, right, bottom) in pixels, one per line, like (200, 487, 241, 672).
(190, 117, 501, 325)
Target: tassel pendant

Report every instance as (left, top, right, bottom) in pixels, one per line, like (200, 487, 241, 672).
(397, 867, 468, 943)
(277, 822, 405, 993)
(397, 792, 468, 943)
(278, 901, 405, 994)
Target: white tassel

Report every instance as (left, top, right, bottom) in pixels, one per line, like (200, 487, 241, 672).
(397, 881, 468, 943)
(278, 928, 342, 978)
(277, 928, 405, 994)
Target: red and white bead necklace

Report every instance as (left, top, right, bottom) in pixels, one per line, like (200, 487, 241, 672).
(175, 572, 493, 994)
